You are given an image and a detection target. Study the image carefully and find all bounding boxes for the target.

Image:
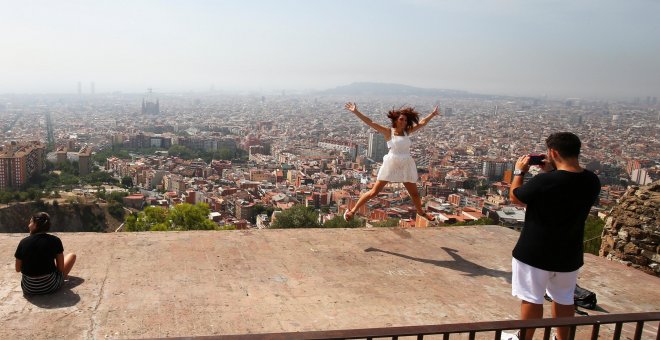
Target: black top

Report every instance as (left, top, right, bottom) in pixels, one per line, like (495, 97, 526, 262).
(512, 170, 601, 272)
(14, 233, 64, 277)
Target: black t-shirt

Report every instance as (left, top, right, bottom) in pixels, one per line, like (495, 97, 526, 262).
(512, 170, 600, 272)
(14, 233, 64, 277)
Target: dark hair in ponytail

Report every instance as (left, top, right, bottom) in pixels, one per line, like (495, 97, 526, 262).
(31, 212, 51, 234)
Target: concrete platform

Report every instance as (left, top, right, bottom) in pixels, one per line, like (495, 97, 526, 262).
(0, 226, 658, 339)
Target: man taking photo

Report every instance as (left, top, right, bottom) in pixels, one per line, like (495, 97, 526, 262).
(505, 132, 601, 340)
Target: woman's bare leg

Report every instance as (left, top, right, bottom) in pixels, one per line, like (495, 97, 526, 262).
(62, 253, 76, 278)
(345, 180, 389, 220)
(403, 182, 434, 220)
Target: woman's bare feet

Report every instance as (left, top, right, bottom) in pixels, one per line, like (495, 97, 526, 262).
(344, 210, 354, 221)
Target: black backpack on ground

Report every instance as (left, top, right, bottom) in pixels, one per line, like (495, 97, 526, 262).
(573, 284, 597, 310)
(544, 284, 597, 315)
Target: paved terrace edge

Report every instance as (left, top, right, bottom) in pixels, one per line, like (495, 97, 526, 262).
(1, 226, 658, 339)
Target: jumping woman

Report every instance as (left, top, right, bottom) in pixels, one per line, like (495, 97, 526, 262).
(343, 102, 440, 222)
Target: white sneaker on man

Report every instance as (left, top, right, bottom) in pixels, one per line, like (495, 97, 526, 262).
(500, 331, 519, 340)
(501, 331, 558, 340)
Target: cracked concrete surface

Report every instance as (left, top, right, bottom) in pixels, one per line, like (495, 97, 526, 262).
(0, 226, 658, 339)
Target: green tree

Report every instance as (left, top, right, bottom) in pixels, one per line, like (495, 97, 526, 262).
(323, 215, 362, 228)
(371, 218, 400, 228)
(169, 203, 216, 230)
(124, 213, 147, 232)
(252, 204, 275, 223)
(0, 191, 13, 203)
(107, 191, 129, 204)
(463, 178, 478, 190)
(215, 225, 236, 230)
(451, 217, 494, 226)
(122, 202, 225, 232)
(476, 184, 491, 196)
(125, 206, 168, 231)
(108, 202, 125, 220)
(55, 160, 75, 173)
(59, 172, 80, 186)
(26, 188, 42, 201)
(96, 187, 107, 200)
(93, 144, 131, 164)
(143, 206, 169, 225)
(270, 204, 320, 229)
(82, 171, 116, 186)
(18, 191, 30, 201)
(168, 145, 197, 159)
(217, 149, 234, 160)
(149, 223, 170, 231)
(121, 176, 133, 188)
(583, 215, 605, 255)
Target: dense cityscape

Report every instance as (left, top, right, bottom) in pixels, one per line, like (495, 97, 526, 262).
(1, 83, 658, 230)
(3, 1, 660, 338)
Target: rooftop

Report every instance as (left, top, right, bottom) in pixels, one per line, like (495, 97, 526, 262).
(1, 226, 658, 339)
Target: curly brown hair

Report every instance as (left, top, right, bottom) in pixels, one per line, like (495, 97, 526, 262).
(387, 107, 420, 133)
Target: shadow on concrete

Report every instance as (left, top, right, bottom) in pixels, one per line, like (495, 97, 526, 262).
(593, 305, 609, 313)
(575, 305, 609, 316)
(24, 276, 84, 309)
(365, 246, 511, 283)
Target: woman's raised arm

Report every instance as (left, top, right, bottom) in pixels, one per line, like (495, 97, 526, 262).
(345, 102, 389, 135)
(410, 105, 440, 133)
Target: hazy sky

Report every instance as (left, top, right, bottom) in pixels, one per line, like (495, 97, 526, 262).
(1, 0, 659, 98)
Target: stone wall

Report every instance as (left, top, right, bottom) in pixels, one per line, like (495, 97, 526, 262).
(0, 201, 122, 233)
(600, 181, 660, 276)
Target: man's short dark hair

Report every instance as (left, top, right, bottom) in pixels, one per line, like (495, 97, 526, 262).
(546, 132, 581, 158)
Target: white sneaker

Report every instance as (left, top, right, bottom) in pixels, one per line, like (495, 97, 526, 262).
(501, 331, 520, 340)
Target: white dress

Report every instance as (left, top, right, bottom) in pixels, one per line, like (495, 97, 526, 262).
(376, 129, 418, 183)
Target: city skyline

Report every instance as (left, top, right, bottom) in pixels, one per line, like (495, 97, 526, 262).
(1, 0, 659, 99)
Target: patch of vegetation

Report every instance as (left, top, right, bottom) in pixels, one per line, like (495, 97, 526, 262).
(168, 145, 246, 162)
(270, 204, 320, 229)
(252, 204, 275, 223)
(80, 205, 104, 231)
(322, 215, 363, 228)
(108, 202, 126, 220)
(371, 218, 400, 228)
(584, 215, 605, 255)
(124, 203, 216, 231)
(448, 217, 495, 226)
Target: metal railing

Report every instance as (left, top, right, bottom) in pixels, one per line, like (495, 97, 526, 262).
(161, 312, 659, 340)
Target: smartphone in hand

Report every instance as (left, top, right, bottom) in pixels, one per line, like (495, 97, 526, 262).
(528, 154, 546, 166)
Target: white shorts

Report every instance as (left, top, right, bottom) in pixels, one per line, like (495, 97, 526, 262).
(511, 258, 578, 305)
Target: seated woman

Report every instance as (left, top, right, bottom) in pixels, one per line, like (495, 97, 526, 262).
(14, 212, 77, 295)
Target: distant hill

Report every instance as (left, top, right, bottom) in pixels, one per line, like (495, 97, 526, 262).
(319, 82, 473, 97)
